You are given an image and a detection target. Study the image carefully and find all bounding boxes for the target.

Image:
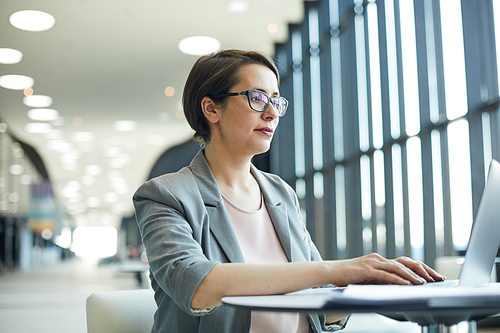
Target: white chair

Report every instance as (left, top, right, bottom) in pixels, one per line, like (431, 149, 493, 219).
(86, 289, 156, 333)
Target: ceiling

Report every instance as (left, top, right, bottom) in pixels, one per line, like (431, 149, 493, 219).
(0, 0, 303, 229)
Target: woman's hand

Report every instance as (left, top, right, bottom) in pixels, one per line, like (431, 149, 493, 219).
(328, 253, 445, 287)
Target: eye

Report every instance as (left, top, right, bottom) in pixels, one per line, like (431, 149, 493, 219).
(250, 91, 267, 103)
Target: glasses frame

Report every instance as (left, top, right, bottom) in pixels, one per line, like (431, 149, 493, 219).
(209, 90, 288, 117)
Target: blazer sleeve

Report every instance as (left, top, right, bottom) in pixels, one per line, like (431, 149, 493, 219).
(133, 174, 219, 316)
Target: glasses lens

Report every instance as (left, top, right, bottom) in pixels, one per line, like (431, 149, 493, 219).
(271, 97, 288, 115)
(249, 91, 269, 111)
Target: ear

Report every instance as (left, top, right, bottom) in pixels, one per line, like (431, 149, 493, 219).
(201, 96, 220, 124)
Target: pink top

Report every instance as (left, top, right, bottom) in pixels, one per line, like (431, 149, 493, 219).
(222, 194, 310, 333)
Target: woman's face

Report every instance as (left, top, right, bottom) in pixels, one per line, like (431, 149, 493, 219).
(213, 64, 281, 157)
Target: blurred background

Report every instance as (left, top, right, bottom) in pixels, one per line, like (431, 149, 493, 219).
(2, 0, 500, 331)
(0, 0, 302, 267)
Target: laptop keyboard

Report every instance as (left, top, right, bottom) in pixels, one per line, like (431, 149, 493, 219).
(414, 279, 459, 287)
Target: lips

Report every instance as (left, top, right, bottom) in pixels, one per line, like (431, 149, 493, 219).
(255, 127, 274, 137)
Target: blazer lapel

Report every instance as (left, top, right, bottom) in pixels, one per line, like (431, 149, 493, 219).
(265, 201, 292, 262)
(206, 205, 245, 263)
(189, 150, 245, 264)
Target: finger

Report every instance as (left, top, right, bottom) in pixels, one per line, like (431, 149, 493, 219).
(422, 263, 446, 281)
(394, 257, 446, 282)
(362, 270, 412, 285)
(334, 256, 412, 286)
(383, 260, 428, 284)
(360, 254, 425, 284)
(394, 257, 434, 282)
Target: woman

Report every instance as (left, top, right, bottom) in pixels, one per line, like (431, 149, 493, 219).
(133, 49, 444, 333)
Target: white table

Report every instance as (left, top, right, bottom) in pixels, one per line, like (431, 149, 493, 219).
(222, 285, 500, 333)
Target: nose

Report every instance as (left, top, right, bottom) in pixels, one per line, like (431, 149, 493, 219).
(262, 102, 280, 121)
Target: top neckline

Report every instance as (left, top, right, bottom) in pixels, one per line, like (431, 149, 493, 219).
(221, 192, 263, 213)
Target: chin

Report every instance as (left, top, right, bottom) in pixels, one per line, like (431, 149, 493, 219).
(254, 143, 271, 156)
(245, 137, 273, 157)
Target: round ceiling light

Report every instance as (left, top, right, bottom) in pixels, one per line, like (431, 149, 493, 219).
(71, 131, 95, 142)
(84, 165, 103, 176)
(226, 0, 250, 13)
(23, 95, 53, 107)
(9, 10, 56, 32)
(0, 74, 34, 90)
(178, 36, 221, 56)
(27, 108, 59, 121)
(113, 120, 137, 131)
(0, 48, 23, 64)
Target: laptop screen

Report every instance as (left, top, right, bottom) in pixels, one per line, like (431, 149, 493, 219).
(459, 159, 500, 286)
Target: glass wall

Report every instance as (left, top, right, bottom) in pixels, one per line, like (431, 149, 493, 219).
(271, 0, 500, 267)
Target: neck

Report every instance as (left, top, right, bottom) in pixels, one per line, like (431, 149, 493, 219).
(204, 143, 254, 190)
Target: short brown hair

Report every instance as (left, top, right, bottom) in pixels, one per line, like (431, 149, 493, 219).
(182, 49, 279, 144)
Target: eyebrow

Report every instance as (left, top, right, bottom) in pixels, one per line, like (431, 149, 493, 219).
(252, 88, 280, 97)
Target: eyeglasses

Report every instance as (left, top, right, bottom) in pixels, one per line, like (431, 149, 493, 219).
(209, 90, 288, 117)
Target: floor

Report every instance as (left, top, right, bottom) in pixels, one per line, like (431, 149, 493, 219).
(0, 258, 498, 333)
(0, 258, 142, 333)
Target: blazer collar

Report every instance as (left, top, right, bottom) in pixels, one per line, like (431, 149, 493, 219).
(189, 150, 243, 263)
(188, 149, 222, 207)
(188, 149, 292, 262)
(188, 149, 284, 207)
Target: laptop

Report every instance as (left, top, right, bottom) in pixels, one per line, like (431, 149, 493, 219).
(338, 159, 500, 302)
(455, 159, 500, 287)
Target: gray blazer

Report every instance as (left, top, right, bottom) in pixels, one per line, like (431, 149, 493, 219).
(133, 150, 336, 333)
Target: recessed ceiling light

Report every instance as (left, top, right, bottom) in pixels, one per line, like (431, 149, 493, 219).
(113, 120, 137, 131)
(84, 165, 103, 176)
(71, 131, 95, 142)
(86, 197, 101, 208)
(62, 187, 79, 198)
(104, 147, 122, 158)
(164, 86, 175, 97)
(9, 164, 24, 175)
(66, 181, 82, 190)
(268, 23, 278, 34)
(0, 48, 23, 64)
(23, 95, 53, 107)
(178, 36, 221, 56)
(73, 116, 83, 127)
(227, 0, 250, 13)
(46, 140, 71, 151)
(104, 192, 119, 204)
(81, 175, 95, 186)
(60, 152, 80, 163)
(62, 163, 78, 171)
(0, 74, 34, 90)
(24, 88, 33, 96)
(20, 174, 32, 185)
(9, 10, 56, 32)
(45, 129, 63, 139)
(27, 108, 59, 121)
(25, 122, 52, 134)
